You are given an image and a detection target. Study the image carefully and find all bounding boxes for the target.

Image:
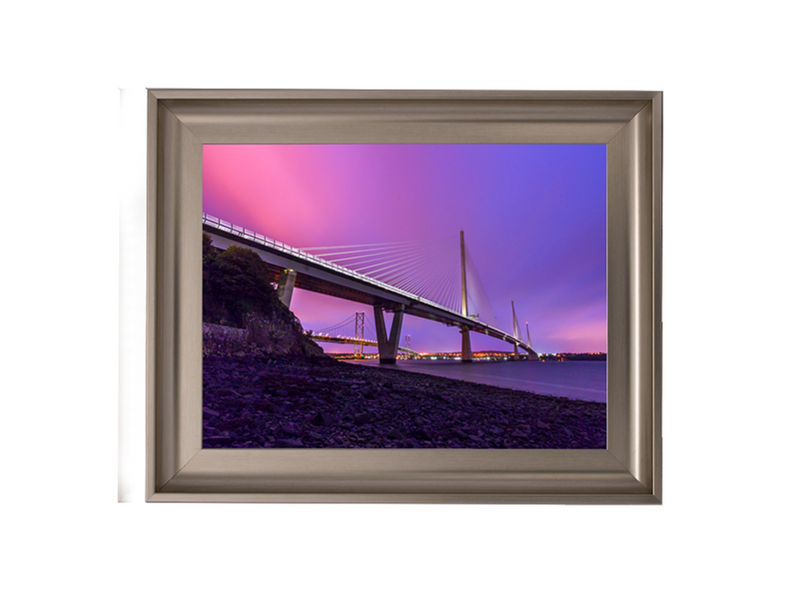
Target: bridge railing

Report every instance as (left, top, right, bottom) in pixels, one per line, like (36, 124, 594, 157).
(203, 214, 532, 351)
(204, 214, 475, 318)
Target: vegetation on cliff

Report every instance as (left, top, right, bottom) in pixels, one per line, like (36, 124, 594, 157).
(202, 234, 325, 357)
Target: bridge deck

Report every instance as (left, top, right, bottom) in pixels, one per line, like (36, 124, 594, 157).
(203, 214, 535, 354)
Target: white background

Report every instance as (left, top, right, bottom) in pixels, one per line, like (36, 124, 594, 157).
(3, 2, 802, 601)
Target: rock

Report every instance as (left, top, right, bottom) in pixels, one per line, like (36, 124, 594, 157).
(411, 428, 433, 440)
(354, 412, 372, 425)
(387, 428, 404, 440)
(205, 435, 231, 447)
(310, 411, 339, 427)
(275, 438, 303, 448)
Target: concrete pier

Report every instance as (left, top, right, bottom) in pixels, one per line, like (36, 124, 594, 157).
(374, 304, 404, 364)
(277, 269, 296, 307)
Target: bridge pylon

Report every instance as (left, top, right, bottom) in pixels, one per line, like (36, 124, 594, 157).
(511, 301, 523, 360)
(373, 304, 404, 365)
(354, 312, 365, 357)
(526, 321, 538, 360)
(460, 230, 472, 363)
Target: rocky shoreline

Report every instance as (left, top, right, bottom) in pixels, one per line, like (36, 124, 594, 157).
(203, 353, 606, 449)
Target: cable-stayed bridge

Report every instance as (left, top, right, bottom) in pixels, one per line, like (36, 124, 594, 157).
(203, 214, 537, 364)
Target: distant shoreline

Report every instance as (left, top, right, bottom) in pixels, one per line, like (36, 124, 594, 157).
(328, 352, 606, 362)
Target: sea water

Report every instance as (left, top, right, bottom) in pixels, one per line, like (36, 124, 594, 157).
(351, 359, 607, 403)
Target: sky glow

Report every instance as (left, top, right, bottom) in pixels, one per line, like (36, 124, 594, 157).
(203, 144, 606, 354)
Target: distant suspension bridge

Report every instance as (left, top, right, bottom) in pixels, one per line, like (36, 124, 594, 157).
(308, 312, 418, 358)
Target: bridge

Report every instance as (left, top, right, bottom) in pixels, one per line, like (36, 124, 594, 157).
(203, 213, 538, 364)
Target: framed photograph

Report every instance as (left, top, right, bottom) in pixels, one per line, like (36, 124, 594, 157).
(200, 143, 607, 450)
(147, 89, 662, 503)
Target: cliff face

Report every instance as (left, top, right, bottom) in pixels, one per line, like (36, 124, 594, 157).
(203, 311, 327, 358)
(202, 234, 327, 358)
(243, 309, 326, 357)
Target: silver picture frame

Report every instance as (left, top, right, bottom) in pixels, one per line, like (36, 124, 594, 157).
(146, 89, 662, 503)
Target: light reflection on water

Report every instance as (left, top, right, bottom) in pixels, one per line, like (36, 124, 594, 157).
(345, 359, 606, 403)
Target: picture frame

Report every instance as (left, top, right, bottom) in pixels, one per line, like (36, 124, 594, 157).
(146, 89, 662, 503)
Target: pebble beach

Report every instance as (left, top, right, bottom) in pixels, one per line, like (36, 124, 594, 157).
(203, 353, 606, 449)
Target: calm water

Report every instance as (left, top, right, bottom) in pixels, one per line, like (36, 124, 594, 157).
(347, 359, 607, 403)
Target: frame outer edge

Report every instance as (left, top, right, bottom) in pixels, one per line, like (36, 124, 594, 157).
(146, 90, 662, 502)
(652, 92, 663, 502)
(148, 89, 662, 101)
(147, 492, 660, 504)
(146, 91, 158, 500)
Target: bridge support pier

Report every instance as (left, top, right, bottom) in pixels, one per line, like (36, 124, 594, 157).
(277, 269, 296, 307)
(374, 304, 404, 365)
(461, 326, 472, 362)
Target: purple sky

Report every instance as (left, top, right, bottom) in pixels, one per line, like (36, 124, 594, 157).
(203, 144, 606, 354)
